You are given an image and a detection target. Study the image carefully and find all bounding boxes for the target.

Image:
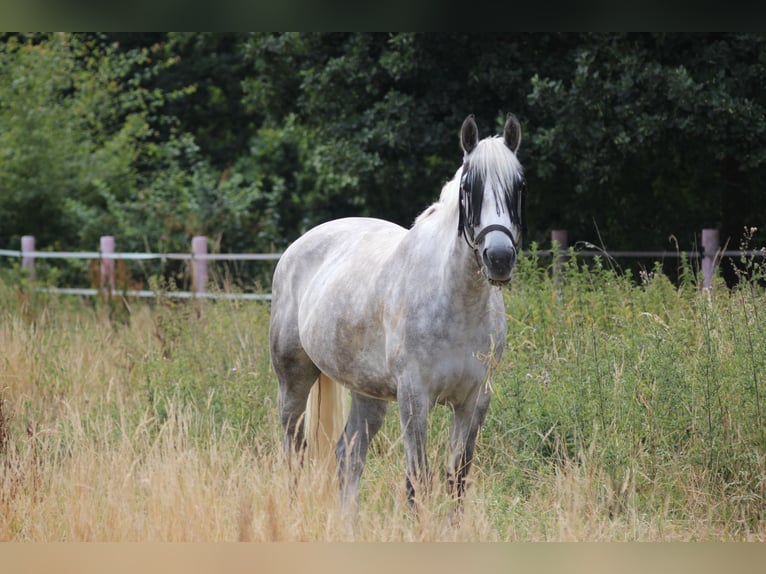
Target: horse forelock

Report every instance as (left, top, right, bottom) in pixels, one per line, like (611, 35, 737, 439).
(469, 137, 523, 201)
(461, 137, 524, 228)
(414, 136, 523, 237)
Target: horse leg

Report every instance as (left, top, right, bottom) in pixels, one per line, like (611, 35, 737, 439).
(273, 348, 320, 465)
(336, 392, 389, 513)
(397, 384, 432, 509)
(446, 391, 491, 519)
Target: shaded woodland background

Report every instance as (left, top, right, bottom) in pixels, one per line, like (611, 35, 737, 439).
(2, 33, 765, 280)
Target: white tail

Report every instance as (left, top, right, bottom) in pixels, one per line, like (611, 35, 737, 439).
(305, 373, 345, 467)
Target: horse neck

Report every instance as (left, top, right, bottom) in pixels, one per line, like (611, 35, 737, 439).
(439, 231, 496, 315)
(402, 193, 497, 319)
(384, 236, 491, 330)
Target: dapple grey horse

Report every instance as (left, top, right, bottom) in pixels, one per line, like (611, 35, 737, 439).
(269, 114, 526, 514)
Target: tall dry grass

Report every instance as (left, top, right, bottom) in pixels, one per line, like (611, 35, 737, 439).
(1, 251, 764, 541)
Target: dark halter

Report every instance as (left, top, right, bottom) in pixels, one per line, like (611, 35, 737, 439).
(473, 223, 518, 248)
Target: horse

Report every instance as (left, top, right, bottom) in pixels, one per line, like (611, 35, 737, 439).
(269, 113, 526, 515)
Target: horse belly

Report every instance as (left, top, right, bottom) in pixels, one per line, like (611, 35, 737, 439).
(300, 310, 396, 400)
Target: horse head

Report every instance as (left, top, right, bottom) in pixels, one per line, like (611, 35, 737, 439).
(458, 113, 526, 285)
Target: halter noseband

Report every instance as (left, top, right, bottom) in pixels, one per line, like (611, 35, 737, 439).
(472, 223, 518, 249)
(459, 220, 520, 274)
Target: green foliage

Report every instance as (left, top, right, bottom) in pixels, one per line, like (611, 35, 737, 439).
(0, 33, 282, 288)
(527, 34, 766, 251)
(138, 296, 276, 440)
(3, 33, 766, 290)
(0, 34, 136, 248)
(0, 34, 192, 250)
(484, 253, 765, 529)
(238, 33, 766, 257)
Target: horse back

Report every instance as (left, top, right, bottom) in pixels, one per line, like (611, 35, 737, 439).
(273, 217, 406, 301)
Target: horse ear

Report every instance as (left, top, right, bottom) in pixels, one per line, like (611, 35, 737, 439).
(503, 112, 521, 153)
(461, 115, 479, 155)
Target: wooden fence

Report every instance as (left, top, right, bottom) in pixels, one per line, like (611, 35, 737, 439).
(1, 229, 764, 300)
(2, 235, 280, 301)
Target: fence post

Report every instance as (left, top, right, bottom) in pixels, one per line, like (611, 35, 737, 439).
(551, 229, 568, 286)
(192, 236, 208, 294)
(21, 235, 35, 281)
(701, 228, 719, 290)
(100, 236, 115, 292)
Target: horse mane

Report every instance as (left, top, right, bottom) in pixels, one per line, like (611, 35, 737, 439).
(412, 168, 460, 238)
(414, 136, 523, 239)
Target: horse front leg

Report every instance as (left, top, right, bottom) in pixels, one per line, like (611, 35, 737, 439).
(397, 384, 432, 510)
(447, 391, 491, 519)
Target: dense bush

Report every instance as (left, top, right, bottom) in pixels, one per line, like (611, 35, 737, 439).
(3, 33, 766, 276)
(486, 250, 765, 529)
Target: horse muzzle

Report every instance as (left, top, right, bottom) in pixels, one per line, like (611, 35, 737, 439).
(471, 223, 519, 285)
(481, 244, 516, 285)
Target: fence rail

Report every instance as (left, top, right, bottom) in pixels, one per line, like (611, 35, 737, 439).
(32, 287, 273, 301)
(0, 249, 282, 261)
(1, 229, 764, 299)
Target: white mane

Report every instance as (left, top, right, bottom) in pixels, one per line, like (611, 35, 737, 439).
(470, 135, 523, 194)
(414, 136, 523, 237)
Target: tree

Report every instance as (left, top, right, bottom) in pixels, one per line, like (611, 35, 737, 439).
(526, 33, 766, 252)
(0, 33, 151, 250)
(3, 33, 765, 286)
(0, 33, 277, 262)
(239, 33, 539, 241)
(238, 33, 766, 257)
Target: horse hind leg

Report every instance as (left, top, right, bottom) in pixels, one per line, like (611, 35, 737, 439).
(273, 348, 320, 464)
(336, 392, 389, 514)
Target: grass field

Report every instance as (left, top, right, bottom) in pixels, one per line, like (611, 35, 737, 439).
(1, 249, 764, 541)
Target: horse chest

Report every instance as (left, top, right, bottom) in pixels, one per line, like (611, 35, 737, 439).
(382, 305, 504, 404)
(424, 358, 489, 407)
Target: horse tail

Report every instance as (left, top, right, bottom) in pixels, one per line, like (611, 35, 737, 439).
(305, 373, 345, 468)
